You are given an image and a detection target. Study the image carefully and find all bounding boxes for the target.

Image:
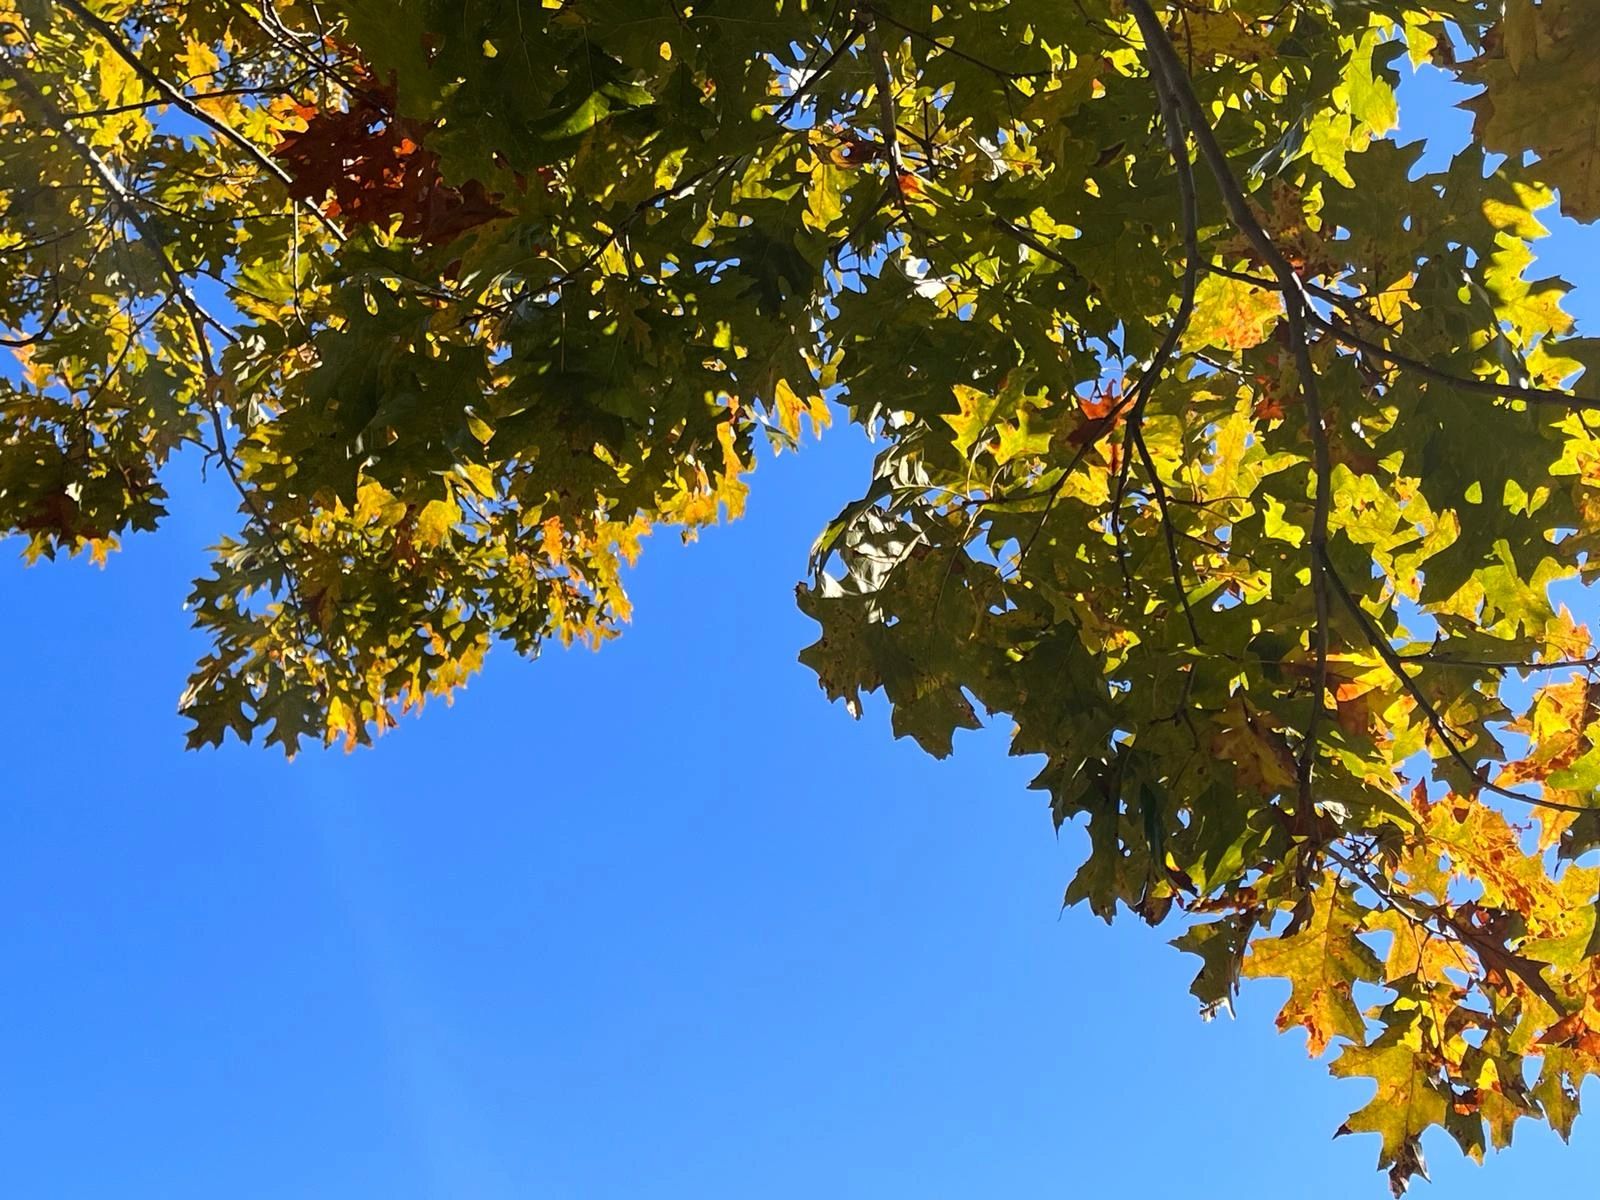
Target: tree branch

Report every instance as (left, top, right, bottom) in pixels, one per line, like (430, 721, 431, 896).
(1207, 262, 1600, 411)
(991, 216, 1082, 277)
(1129, 425, 1202, 642)
(1114, 42, 1204, 643)
(56, 0, 345, 243)
(1320, 552, 1597, 817)
(863, 5, 1054, 84)
(863, 15, 905, 180)
(59, 76, 315, 121)
(773, 13, 863, 124)
(1127, 0, 1328, 809)
(1326, 846, 1570, 1016)
(1317, 313, 1600, 411)
(1, 58, 311, 618)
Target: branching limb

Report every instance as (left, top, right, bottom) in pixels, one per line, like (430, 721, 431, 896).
(2, 58, 311, 619)
(1316, 313, 1600, 411)
(1320, 552, 1597, 817)
(863, 5, 1055, 84)
(1207, 263, 1600, 411)
(1326, 846, 1570, 1015)
(1128, 0, 1328, 808)
(1129, 425, 1202, 642)
(241, 2, 379, 103)
(1110, 54, 1205, 642)
(774, 8, 863, 124)
(1125, 1, 1296, 295)
(1004, 45, 1202, 586)
(60, 76, 317, 121)
(56, 0, 345, 243)
(489, 145, 777, 319)
(1288, 309, 1333, 813)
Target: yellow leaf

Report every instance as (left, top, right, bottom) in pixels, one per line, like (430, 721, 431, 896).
(1208, 697, 1297, 797)
(1330, 1020, 1449, 1187)
(1242, 882, 1383, 1057)
(355, 483, 407, 529)
(1174, 9, 1272, 64)
(96, 48, 139, 107)
(805, 161, 844, 231)
(773, 377, 828, 439)
(1367, 273, 1416, 328)
(415, 498, 459, 548)
(179, 35, 222, 83)
(1182, 272, 1284, 352)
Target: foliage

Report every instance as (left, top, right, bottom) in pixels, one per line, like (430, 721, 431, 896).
(4, 1, 1600, 1188)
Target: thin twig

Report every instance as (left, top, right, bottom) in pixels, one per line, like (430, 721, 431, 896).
(491, 141, 783, 320)
(1326, 846, 1569, 1016)
(1206, 263, 1600, 411)
(773, 9, 861, 124)
(991, 217, 1082, 277)
(1320, 554, 1596, 817)
(864, 5, 1054, 84)
(1402, 651, 1600, 672)
(57, 0, 345, 243)
(1130, 425, 1202, 641)
(1128, 0, 1327, 808)
(59, 75, 315, 121)
(1316, 313, 1600, 411)
(1109, 50, 1204, 642)
(2, 59, 312, 621)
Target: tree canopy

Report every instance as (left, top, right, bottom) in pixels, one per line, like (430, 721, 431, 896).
(4, 1, 1600, 1188)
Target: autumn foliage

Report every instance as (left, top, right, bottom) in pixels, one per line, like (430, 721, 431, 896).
(273, 78, 508, 246)
(4, 2, 1600, 1191)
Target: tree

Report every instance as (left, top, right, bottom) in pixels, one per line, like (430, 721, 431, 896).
(3, 0, 1599, 1187)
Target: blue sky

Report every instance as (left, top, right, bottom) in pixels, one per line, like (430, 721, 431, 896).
(3, 65, 1598, 1199)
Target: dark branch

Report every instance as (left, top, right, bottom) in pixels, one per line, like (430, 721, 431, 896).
(863, 16, 906, 179)
(773, 16, 863, 124)
(1321, 554, 1597, 817)
(864, 6, 1055, 84)
(1326, 846, 1570, 1016)
(991, 217, 1082, 277)
(1, 58, 311, 621)
(1207, 263, 1600, 412)
(1113, 37, 1205, 643)
(1128, 0, 1330, 810)
(56, 0, 345, 243)
(59, 76, 315, 121)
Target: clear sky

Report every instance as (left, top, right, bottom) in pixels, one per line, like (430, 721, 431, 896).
(2, 65, 1597, 1199)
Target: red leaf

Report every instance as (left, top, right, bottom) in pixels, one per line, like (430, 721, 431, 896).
(272, 78, 510, 246)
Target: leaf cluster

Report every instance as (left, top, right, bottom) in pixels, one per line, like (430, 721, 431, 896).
(5, 3, 1600, 1187)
